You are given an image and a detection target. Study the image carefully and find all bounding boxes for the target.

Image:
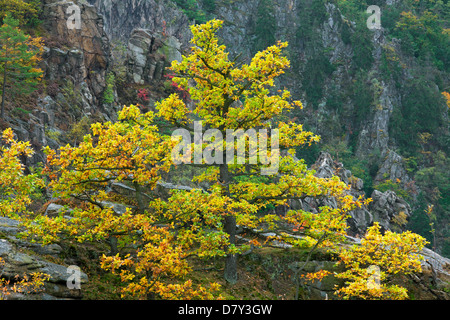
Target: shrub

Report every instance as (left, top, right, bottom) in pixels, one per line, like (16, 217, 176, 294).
(46, 81, 60, 98)
(103, 73, 115, 104)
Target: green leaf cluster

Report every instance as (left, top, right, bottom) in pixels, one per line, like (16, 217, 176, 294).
(173, 0, 215, 24)
(0, 0, 41, 27)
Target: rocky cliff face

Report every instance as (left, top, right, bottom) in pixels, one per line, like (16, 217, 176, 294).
(309, 152, 411, 236)
(212, 1, 416, 175)
(42, 0, 111, 107)
(8, 0, 116, 167)
(86, 0, 192, 46)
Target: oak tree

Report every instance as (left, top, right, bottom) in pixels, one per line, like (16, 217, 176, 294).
(23, 20, 366, 298)
(159, 19, 366, 284)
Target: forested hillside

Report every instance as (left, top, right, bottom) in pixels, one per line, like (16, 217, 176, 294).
(0, 0, 448, 301)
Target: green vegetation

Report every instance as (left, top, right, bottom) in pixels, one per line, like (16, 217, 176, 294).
(252, 0, 276, 54)
(337, 0, 375, 71)
(389, 77, 447, 156)
(0, 14, 44, 119)
(103, 73, 115, 104)
(350, 71, 373, 125)
(173, 0, 216, 24)
(294, 0, 327, 47)
(394, 7, 450, 71)
(375, 179, 410, 200)
(409, 151, 450, 256)
(202, 0, 216, 13)
(0, 0, 41, 27)
(302, 52, 336, 108)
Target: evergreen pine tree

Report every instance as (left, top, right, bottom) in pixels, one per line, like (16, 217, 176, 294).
(0, 14, 43, 119)
(253, 0, 276, 54)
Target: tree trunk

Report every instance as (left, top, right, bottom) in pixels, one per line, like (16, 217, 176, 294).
(220, 162, 238, 284)
(108, 235, 118, 256)
(134, 181, 146, 214)
(1, 62, 7, 120)
(224, 214, 238, 284)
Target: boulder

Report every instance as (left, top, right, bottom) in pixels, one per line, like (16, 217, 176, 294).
(420, 247, 450, 282)
(44, 203, 65, 217)
(0, 217, 87, 300)
(100, 201, 131, 215)
(309, 152, 414, 235)
(0, 217, 21, 236)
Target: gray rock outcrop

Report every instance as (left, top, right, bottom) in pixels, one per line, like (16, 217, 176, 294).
(370, 189, 411, 232)
(42, 0, 112, 106)
(6, 0, 118, 168)
(309, 152, 374, 236)
(126, 29, 182, 85)
(0, 217, 88, 300)
(374, 149, 412, 185)
(306, 152, 413, 236)
(87, 0, 191, 45)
